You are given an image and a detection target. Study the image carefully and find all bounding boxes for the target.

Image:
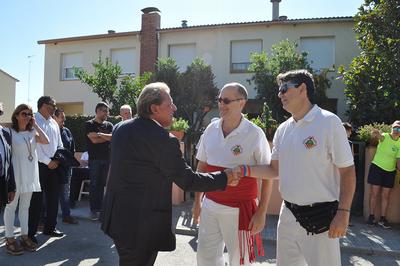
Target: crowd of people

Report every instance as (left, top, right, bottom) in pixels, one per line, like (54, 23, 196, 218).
(0, 68, 398, 266)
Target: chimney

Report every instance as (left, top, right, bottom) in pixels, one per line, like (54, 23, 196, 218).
(140, 7, 161, 74)
(271, 0, 281, 20)
(181, 20, 188, 27)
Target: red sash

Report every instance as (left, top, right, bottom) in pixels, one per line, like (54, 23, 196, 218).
(205, 165, 264, 264)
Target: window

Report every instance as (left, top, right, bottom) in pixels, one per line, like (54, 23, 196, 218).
(231, 40, 262, 73)
(169, 44, 196, 72)
(61, 53, 82, 80)
(300, 37, 335, 70)
(111, 48, 137, 76)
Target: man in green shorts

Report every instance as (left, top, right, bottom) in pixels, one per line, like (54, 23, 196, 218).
(367, 120, 400, 228)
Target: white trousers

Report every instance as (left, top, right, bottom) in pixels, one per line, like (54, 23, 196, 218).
(4, 191, 33, 238)
(197, 197, 252, 266)
(277, 203, 341, 266)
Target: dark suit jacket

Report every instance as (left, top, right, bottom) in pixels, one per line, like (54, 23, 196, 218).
(101, 117, 227, 251)
(0, 128, 15, 210)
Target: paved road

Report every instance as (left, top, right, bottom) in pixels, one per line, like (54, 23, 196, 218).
(1, 219, 400, 265)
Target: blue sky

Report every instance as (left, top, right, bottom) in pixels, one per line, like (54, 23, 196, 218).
(1, 0, 363, 109)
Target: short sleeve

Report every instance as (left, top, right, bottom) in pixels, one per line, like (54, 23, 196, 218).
(330, 116, 354, 168)
(254, 128, 271, 165)
(271, 126, 281, 160)
(196, 133, 207, 162)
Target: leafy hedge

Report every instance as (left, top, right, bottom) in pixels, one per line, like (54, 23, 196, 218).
(65, 115, 121, 152)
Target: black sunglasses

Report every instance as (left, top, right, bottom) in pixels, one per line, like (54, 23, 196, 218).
(217, 97, 244, 105)
(20, 112, 33, 117)
(278, 83, 300, 94)
(46, 102, 56, 108)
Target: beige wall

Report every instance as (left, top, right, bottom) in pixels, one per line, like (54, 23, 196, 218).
(42, 20, 358, 119)
(43, 35, 140, 115)
(0, 71, 17, 123)
(159, 21, 358, 119)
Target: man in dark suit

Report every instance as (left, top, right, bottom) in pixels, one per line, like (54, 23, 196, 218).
(101, 82, 238, 266)
(0, 102, 16, 212)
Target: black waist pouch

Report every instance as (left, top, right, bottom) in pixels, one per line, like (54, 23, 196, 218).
(284, 200, 338, 235)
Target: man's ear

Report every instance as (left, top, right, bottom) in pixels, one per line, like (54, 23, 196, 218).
(150, 104, 159, 115)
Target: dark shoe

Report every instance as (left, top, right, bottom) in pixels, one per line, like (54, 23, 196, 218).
(378, 217, 391, 229)
(367, 215, 376, 226)
(20, 236, 38, 252)
(90, 211, 100, 221)
(43, 229, 64, 237)
(63, 216, 79, 224)
(5, 238, 24, 255)
(29, 235, 38, 244)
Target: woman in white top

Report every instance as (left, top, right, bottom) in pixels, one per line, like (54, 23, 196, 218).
(3, 104, 49, 255)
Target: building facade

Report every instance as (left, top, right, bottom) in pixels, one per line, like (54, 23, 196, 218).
(0, 69, 19, 124)
(38, 5, 359, 119)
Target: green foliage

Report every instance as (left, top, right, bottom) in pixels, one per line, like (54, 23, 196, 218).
(338, 0, 400, 126)
(74, 53, 150, 115)
(248, 39, 331, 123)
(245, 103, 278, 141)
(357, 122, 391, 145)
(168, 117, 189, 132)
(153, 57, 219, 133)
(64, 115, 120, 151)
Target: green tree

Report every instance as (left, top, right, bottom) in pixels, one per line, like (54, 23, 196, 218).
(338, 0, 400, 126)
(248, 39, 330, 122)
(179, 58, 219, 132)
(74, 54, 150, 115)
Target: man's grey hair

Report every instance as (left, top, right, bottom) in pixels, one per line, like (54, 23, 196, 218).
(120, 104, 132, 111)
(137, 82, 170, 118)
(221, 82, 248, 100)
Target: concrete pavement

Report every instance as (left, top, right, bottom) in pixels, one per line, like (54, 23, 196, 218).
(172, 200, 400, 258)
(2, 198, 400, 265)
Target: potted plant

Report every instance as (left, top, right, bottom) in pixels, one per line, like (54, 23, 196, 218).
(168, 117, 189, 140)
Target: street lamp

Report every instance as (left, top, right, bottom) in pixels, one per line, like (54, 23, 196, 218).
(27, 55, 35, 105)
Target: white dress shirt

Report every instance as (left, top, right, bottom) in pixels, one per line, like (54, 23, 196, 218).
(35, 112, 63, 165)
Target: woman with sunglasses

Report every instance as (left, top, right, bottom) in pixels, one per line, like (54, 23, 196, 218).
(3, 104, 49, 255)
(367, 120, 400, 229)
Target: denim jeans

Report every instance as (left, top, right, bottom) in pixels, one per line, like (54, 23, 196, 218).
(59, 168, 72, 218)
(89, 160, 109, 212)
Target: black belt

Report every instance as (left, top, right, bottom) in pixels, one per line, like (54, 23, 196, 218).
(284, 200, 335, 209)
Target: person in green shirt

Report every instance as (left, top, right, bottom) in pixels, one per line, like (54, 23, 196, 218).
(367, 120, 400, 228)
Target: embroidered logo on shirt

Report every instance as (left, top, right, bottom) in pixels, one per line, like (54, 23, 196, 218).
(303, 136, 317, 149)
(231, 145, 243, 156)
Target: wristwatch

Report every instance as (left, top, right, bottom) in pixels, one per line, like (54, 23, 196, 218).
(96, 132, 101, 137)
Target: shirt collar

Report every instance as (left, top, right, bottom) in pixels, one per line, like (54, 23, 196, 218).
(151, 119, 163, 128)
(290, 104, 319, 125)
(218, 114, 249, 136)
(36, 111, 50, 122)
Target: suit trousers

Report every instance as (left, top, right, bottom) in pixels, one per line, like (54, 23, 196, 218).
(277, 203, 340, 266)
(115, 241, 158, 266)
(29, 163, 61, 237)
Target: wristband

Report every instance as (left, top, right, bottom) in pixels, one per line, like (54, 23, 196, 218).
(337, 208, 350, 212)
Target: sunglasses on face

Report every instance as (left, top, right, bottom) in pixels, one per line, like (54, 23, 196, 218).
(278, 83, 300, 94)
(393, 127, 400, 133)
(46, 102, 56, 108)
(217, 97, 244, 105)
(20, 112, 33, 117)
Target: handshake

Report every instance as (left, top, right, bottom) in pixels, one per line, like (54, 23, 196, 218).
(224, 165, 251, 186)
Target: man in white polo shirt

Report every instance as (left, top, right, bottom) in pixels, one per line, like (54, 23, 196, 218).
(193, 82, 272, 266)
(236, 70, 356, 266)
